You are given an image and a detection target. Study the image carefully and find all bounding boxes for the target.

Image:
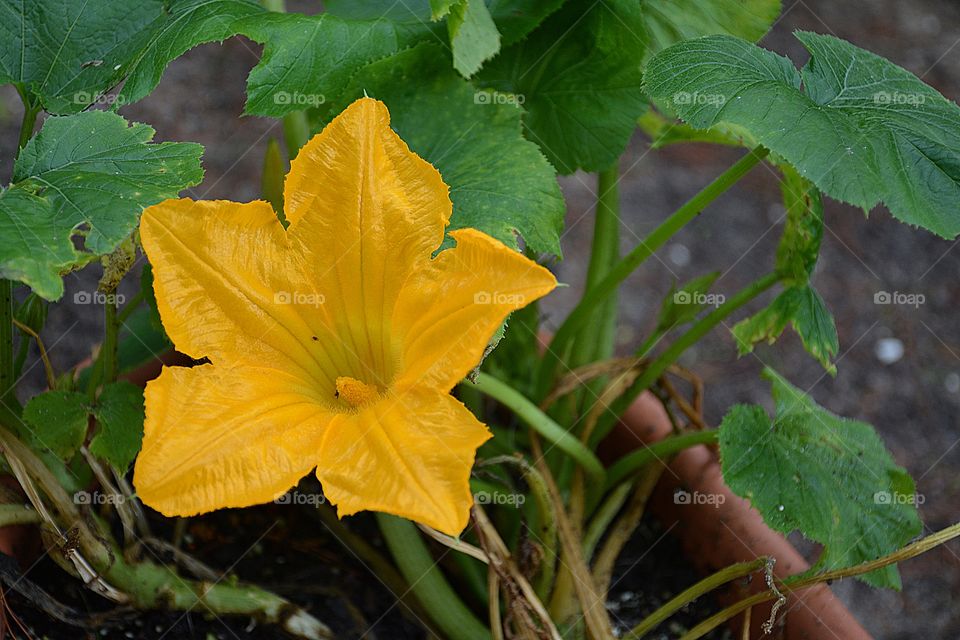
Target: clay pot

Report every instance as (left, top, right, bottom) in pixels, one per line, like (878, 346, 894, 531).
(603, 391, 872, 640)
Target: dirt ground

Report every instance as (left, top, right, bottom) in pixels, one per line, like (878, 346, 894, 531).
(1, 1, 958, 638)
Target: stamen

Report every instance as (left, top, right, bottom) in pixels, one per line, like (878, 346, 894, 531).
(335, 376, 379, 408)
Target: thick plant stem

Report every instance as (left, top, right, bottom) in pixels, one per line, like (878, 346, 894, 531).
(536, 147, 769, 398)
(102, 300, 119, 384)
(376, 513, 491, 640)
(625, 558, 770, 639)
(591, 272, 780, 446)
(571, 165, 621, 371)
(0, 280, 14, 408)
(0, 413, 332, 639)
(0, 504, 41, 526)
(469, 373, 605, 483)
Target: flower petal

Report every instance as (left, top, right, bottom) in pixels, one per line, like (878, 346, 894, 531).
(316, 388, 490, 535)
(140, 198, 347, 390)
(394, 229, 557, 391)
(134, 364, 333, 517)
(284, 98, 451, 382)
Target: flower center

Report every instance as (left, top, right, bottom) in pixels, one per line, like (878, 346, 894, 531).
(335, 376, 380, 408)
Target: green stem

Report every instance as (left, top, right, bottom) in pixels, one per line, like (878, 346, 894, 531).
(625, 558, 769, 639)
(469, 373, 605, 483)
(116, 290, 145, 325)
(571, 165, 621, 369)
(0, 503, 41, 526)
(582, 481, 631, 559)
(0, 280, 14, 408)
(536, 146, 769, 398)
(605, 430, 719, 490)
(376, 514, 491, 640)
(592, 271, 780, 446)
(102, 299, 119, 384)
(1, 100, 39, 410)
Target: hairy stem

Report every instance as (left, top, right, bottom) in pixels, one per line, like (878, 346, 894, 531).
(625, 558, 770, 639)
(680, 521, 960, 640)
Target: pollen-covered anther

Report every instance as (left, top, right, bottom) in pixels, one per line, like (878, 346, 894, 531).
(335, 376, 380, 407)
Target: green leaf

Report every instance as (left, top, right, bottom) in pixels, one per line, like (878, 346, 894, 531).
(0, 0, 263, 113)
(238, 12, 416, 119)
(776, 165, 823, 286)
(732, 285, 838, 373)
(637, 0, 780, 62)
(1, 111, 203, 300)
(644, 32, 960, 238)
(656, 271, 721, 332)
(22, 391, 90, 460)
(317, 43, 564, 256)
(91, 381, 145, 472)
(430, 0, 457, 20)
(719, 369, 922, 588)
(326, 0, 563, 45)
(117, 0, 266, 106)
(477, 0, 647, 173)
(448, 0, 501, 78)
(0, 187, 77, 300)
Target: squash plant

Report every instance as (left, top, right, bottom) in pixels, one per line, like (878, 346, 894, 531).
(0, 0, 958, 638)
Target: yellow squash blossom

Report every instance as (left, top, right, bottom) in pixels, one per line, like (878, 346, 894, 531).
(132, 98, 556, 535)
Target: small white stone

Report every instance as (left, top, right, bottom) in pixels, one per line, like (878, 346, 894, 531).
(668, 243, 691, 267)
(945, 372, 960, 394)
(875, 338, 905, 364)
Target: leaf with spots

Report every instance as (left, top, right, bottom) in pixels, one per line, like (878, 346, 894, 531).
(719, 368, 921, 589)
(1, 111, 203, 300)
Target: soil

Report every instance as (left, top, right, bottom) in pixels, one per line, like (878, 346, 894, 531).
(2, 501, 726, 639)
(0, 0, 959, 638)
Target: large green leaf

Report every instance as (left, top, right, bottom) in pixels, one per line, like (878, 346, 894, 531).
(477, 0, 647, 173)
(645, 32, 960, 238)
(1, 111, 203, 300)
(317, 43, 564, 256)
(22, 391, 90, 460)
(238, 12, 414, 118)
(732, 285, 838, 373)
(638, 0, 780, 61)
(0, 0, 263, 113)
(719, 369, 922, 588)
(118, 0, 266, 106)
(325, 0, 562, 45)
(91, 381, 146, 472)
